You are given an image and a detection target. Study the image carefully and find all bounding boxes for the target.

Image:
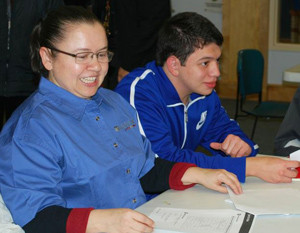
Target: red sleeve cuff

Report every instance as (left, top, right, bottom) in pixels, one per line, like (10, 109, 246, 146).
(296, 167, 300, 178)
(66, 208, 94, 233)
(169, 162, 197, 190)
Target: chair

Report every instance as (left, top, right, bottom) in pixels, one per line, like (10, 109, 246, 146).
(234, 49, 290, 140)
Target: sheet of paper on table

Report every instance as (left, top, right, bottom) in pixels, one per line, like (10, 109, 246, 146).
(290, 149, 300, 161)
(149, 207, 254, 233)
(290, 149, 300, 180)
(227, 185, 300, 215)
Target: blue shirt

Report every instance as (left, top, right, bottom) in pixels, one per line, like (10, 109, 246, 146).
(116, 61, 259, 183)
(0, 77, 155, 226)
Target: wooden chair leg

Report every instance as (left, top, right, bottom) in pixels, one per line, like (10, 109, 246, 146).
(251, 117, 258, 140)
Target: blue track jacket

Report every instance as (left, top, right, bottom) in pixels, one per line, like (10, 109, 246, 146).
(116, 61, 259, 183)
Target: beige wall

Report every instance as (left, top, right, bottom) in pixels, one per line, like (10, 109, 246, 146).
(217, 0, 270, 100)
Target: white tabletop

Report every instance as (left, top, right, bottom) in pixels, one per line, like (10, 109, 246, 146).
(137, 177, 300, 233)
(283, 64, 300, 83)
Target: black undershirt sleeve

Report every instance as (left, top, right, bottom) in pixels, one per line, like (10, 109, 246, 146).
(140, 157, 176, 194)
(22, 205, 72, 233)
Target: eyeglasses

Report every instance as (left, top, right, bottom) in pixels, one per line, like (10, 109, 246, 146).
(48, 47, 114, 64)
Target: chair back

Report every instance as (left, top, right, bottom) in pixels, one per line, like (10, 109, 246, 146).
(237, 49, 264, 99)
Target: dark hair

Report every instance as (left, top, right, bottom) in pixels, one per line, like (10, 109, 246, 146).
(156, 12, 223, 66)
(30, 6, 101, 77)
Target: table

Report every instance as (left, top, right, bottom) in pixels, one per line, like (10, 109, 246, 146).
(283, 64, 300, 85)
(137, 177, 300, 233)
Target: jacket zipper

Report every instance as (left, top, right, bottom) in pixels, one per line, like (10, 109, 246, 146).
(181, 105, 188, 149)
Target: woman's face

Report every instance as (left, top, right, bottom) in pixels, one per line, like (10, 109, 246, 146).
(45, 22, 108, 99)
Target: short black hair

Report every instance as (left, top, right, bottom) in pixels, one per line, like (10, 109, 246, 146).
(156, 12, 223, 66)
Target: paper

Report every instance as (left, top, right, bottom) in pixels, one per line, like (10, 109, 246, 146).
(227, 186, 300, 215)
(290, 149, 300, 161)
(285, 139, 300, 149)
(290, 150, 300, 179)
(149, 207, 254, 233)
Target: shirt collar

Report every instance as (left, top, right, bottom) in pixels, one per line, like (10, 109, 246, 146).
(38, 77, 103, 120)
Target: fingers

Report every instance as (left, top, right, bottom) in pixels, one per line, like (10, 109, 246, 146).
(222, 135, 250, 157)
(278, 160, 300, 180)
(130, 221, 154, 233)
(218, 171, 243, 195)
(210, 135, 251, 157)
(286, 160, 300, 170)
(88, 208, 154, 233)
(221, 138, 236, 156)
(121, 210, 155, 233)
(132, 212, 155, 232)
(202, 169, 243, 195)
(118, 210, 154, 233)
(281, 160, 300, 179)
(250, 157, 300, 183)
(210, 142, 221, 150)
(283, 167, 298, 178)
(212, 183, 228, 193)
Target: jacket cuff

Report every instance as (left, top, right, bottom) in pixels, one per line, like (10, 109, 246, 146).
(66, 208, 94, 233)
(169, 162, 197, 190)
(243, 138, 259, 157)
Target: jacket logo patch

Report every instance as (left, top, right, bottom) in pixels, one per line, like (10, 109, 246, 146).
(114, 120, 136, 132)
(196, 111, 207, 130)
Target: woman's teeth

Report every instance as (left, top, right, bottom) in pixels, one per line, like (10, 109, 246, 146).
(81, 77, 96, 84)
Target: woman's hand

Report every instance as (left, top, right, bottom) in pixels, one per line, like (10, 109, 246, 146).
(86, 208, 154, 233)
(181, 167, 243, 195)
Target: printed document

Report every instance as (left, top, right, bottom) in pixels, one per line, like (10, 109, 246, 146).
(149, 207, 254, 233)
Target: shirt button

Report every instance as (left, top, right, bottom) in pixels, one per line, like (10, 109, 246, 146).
(126, 169, 131, 174)
(113, 143, 118, 148)
(132, 198, 137, 204)
(96, 116, 100, 121)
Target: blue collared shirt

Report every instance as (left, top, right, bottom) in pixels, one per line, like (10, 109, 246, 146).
(0, 77, 155, 226)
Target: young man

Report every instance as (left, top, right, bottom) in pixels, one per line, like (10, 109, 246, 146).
(116, 12, 299, 185)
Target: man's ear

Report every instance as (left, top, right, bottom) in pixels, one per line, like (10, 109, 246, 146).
(165, 55, 181, 77)
(39, 47, 53, 71)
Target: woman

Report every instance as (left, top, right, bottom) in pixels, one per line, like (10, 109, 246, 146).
(0, 6, 241, 233)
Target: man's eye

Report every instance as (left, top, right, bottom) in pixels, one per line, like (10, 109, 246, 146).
(201, 61, 209, 66)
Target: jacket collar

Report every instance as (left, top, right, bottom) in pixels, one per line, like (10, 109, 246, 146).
(149, 62, 206, 106)
(150, 63, 182, 105)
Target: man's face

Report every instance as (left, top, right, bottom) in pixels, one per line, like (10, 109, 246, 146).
(177, 43, 221, 97)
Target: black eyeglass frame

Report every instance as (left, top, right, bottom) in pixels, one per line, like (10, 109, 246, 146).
(48, 47, 114, 64)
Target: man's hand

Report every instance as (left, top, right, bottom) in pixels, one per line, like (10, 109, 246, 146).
(246, 157, 300, 183)
(210, 134, 252, 157)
